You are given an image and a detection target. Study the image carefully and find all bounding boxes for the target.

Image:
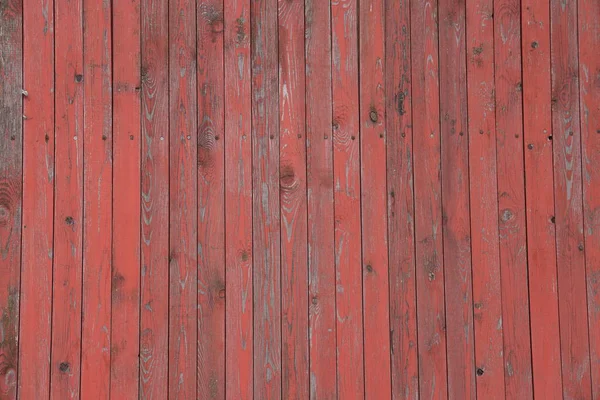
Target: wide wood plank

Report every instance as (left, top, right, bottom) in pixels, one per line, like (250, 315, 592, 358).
(410, 0, 448, 398)
(50, 0, 83, 398)
(358, 0, 392, 396)
(332, 0, 365, 398)
(197, 1, 226, 399)
(520, 0, 563, 398)
(305, 0, 337, 398)
(550, 0, 592, 397)
(493, 1, 535, 397)
(168, 0, 198, 396)
(140, 0, 170, 397)
(251, 0, 282, 396)
(465, 0, 505, 397)
(224, 0, 253, 397)
(80, 0, 112, 397)
(0, 1, 22, 398)
(438, 0, 476, 397)
(578, 0, 600, 395)
(19, 0, 55, 397)
(111, 0, 141, 397)
(278, 0, 309, 397)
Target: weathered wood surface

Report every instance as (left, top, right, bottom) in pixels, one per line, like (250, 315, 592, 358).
(1, 1, 599, 398)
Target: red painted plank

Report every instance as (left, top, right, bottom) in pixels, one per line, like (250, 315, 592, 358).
(465, 0, 505, 397)
(520, 0, 563, 398)
(358, 0, 392, 397)
(384, 0, 417, 398)
(278, 0, 309, 397)
(0, 1, 22, 398)
(305, 0, 336, 398)
(168, 0, 198, 397)
(550, 0, 592, 398)
(140, 0, 170, 397)
(224, 1, 253, 398)
(410, 0, 448, 398)
(19, 0, 54, 397)
(111, 0, 141, 397)
(494, 1, 535, 398)
(578, 0, 600, 395)
(438, 0, 476, 397)
(197, 2, 226, 399)
(251, 0, 282, 396)
(80, 0, 112, 397)
(50, 0, 83, 398)
(331, 0, 365, 398)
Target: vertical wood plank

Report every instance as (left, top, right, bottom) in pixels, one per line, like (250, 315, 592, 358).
(0, 0, 22, 398)
(578, 0, 600, 395)
(358, 0, 392, 396)
(331, 0, 365, 397)
(197, 1, 226, 399)
(493, 0, 535, 397)
(50, 0, 83, 397)
(111, 0, 141, 397)
(384, 0, 417, 398)
(19, 0, 54, 397)
(251, 0, 282, 396)
(278, 0, 309, 397)
(305, 0, 337, 398)
(80, 0, 112, 397)
(140, 0, 170, 397)
(224, 0, 253, 397)
(168, 0, 198, 396)
(410, 0, 448, 398)
(550, 0, 592, 397)
(521, 0, 563, 398)
(438, 0, 476, 397)
(465, 0, 505, 397)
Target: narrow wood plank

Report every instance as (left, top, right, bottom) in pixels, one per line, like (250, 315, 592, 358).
(168, 0, 198, 396)
(465, 0, 505, 397)
(520, 0, 563, 398)
(111, 0, 141, 397)
(305, 0, 336, 398)
(494, 0, 535, 397)
(438, 0, 476, 397)
(384, 0, 417, 398)
(410, 0, 448, 398)
(140, 0, 170, 397)
(278, 0, 309, 397)
(0, 1, 22, 398)
(50, 0, 83, 397)
(80, 0, 112, 397)
(550, 0, 593, 398)
(19, 0, 54, 397)
(578, 0, 600, 395)
(358, 0, 392, 396)
(224, 1, 253, 398)
(197, 1, 226, 399)
(331, 0, 365, 398)
(250, 0, 282, 397)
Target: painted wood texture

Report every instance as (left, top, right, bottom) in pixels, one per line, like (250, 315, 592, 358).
(2, 1, 600, 399)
